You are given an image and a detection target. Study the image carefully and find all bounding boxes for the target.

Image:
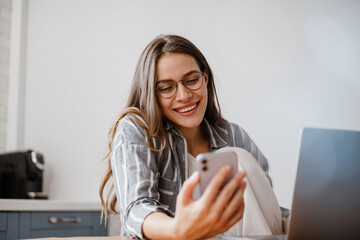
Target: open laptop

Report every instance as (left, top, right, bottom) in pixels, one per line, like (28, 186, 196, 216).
(223, 127, 360, 240)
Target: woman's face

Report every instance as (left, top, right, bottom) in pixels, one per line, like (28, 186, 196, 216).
(156, 52, 208, 132)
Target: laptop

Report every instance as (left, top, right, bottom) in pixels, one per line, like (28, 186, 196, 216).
(223, 127, 360, 240)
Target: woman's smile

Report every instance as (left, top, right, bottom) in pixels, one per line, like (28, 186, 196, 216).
(156, 52, 208, 131)
(174, 101, 199, 113)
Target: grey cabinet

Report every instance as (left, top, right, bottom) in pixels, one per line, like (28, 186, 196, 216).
(0, 212, 19, 239)
(0, 211, 107, 239)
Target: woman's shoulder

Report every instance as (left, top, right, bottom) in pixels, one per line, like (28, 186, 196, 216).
(226, 121, 250, 139)
(212, 119, 242, 133)
(115, 113, 148, 143)
(210, 120, 251, 145)
(118, 112, 147, 130)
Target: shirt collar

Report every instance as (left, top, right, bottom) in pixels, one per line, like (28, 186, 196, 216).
(203, 118, 230, 150)
(163, 118, 230, 150)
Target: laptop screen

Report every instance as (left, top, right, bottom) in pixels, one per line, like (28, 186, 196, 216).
(288, 128, 360, 239)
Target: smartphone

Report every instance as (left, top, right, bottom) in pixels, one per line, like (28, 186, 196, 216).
(196, 150, 238, 195)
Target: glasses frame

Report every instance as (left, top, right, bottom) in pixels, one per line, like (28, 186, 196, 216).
(156, 71, 205, 99)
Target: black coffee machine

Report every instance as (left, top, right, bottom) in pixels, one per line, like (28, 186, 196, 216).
(0, 150, 47, 199)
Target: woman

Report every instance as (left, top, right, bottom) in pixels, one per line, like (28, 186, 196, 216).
(100, 34, 289, 239)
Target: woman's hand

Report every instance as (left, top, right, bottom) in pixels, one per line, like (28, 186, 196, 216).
(172, 165, 247, 240)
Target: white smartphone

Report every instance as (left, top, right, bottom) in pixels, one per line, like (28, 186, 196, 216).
(196, 150, 238, 195)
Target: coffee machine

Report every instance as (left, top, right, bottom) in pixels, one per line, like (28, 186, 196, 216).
(0, 150, 47, 199)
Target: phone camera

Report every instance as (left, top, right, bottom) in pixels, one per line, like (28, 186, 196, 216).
(202, 166, 208, 172)
(202, 159, 207, 164)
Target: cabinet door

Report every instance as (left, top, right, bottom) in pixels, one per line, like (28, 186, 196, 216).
(0, 212, 20, 240)
(19, 211, 107, 238)
(0, 212, 7, 239)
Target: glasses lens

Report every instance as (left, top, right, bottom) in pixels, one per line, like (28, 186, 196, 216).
(183, 73, 203, 90)
(156, 72, 204, 98)
(157, 80, 176, 98)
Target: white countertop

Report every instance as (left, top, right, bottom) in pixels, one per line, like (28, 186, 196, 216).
(0, 199, 102, 211)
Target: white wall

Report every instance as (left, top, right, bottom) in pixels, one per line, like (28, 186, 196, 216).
(0, 0, 12, 151)
(9, 0, 360, 208)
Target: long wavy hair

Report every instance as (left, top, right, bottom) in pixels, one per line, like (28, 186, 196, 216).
(99, 34, 226, 223)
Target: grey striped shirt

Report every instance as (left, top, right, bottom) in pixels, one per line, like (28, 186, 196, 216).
(111, 115, 286, 239)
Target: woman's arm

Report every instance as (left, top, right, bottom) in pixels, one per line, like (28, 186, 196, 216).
(142, 212, 177, 239)
(143, 166, 247, 240)
(112, 116, 173, 238)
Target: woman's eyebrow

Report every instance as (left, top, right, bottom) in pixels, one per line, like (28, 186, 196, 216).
(183, 70, 201, 77)
(157, 70, 201, 82)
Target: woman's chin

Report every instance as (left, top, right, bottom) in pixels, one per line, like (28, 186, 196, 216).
(173, 118, 203, 131)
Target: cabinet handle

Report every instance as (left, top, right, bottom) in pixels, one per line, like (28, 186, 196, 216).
(48, 216, 81, 224)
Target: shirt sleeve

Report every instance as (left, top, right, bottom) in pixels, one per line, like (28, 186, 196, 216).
(111, 116, 173, 239)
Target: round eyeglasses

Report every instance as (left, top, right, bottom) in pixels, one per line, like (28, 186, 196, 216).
(156, 71, 204, 98)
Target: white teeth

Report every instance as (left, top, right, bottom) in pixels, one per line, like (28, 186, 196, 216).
(177, 103, 197, 113)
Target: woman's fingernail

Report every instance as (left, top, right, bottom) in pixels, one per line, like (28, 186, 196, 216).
(191, 172, 199, 181)
(225, 165, 232, 171)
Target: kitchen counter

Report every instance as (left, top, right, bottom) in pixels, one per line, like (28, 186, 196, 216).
(0, 199, 102, 211)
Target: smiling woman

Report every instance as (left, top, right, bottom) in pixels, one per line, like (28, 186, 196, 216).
(156, 53, 209, 144)
(99, 34, 288, 239)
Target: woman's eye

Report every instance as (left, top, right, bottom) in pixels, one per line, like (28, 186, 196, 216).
(185, 77, 200, 85)
(158, 85, 173, 92)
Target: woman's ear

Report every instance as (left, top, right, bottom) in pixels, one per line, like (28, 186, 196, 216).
(203, 69, 209, 84)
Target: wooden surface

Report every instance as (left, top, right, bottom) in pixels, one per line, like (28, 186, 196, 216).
(28, 237, 222, 240)
(29, 237, 132, 240)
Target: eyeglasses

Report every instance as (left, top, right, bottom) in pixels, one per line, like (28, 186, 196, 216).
(156, 71, 204, 98)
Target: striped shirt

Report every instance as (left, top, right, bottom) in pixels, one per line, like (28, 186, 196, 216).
(111, 114, 286, 239)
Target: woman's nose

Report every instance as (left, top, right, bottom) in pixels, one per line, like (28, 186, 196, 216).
(175, 83, 192, 101)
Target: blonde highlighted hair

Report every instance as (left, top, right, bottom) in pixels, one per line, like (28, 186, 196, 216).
(99, 34, 225, 223)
